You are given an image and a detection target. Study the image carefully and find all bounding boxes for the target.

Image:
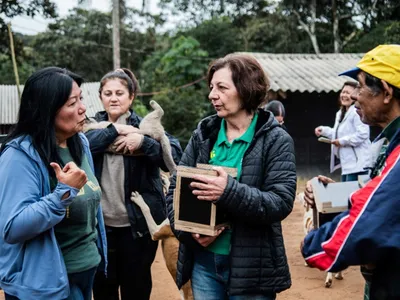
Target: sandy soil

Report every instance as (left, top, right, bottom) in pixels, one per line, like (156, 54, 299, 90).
(0, 200, 364, 300)
(149, 199, 365, 300)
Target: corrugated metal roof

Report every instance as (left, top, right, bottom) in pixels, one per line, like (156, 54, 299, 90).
(0, 82, 103, 124)
(245, 52, 363, 93)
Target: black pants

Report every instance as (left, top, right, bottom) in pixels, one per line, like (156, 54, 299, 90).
(93, 226, 158, 300)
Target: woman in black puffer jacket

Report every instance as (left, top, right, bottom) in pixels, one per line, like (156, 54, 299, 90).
(166, 54, 297, 300)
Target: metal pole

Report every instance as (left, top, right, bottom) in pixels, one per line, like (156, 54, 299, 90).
(112, 0, 121, 69)
(7, 23, 21, 101)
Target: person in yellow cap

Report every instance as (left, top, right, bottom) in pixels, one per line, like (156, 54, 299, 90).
(300, 44, 400, 300)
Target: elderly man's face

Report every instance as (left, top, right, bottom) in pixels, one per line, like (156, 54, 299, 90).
(351, 72, 386, 127)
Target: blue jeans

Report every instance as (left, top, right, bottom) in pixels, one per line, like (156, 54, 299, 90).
(65, 266, 97, 300)
(191, 250, 276, 300)
(341, 171, 368, 182)
(4, 267, 97, 300)
(5, 294, 19, 300)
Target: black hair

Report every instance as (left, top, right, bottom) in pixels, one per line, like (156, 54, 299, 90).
(264, 100, 285, 118)
(364, 72, 400, 99)
(1, 67, 84, 176)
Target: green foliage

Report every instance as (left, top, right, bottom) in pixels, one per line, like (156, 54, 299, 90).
(0, 0, 58, 59)
(152, 88, 210, 146)
(0, 54, 35, 84)
(140, 35, 210, 145)
(343, 21, 400, 53)
(182, 17, 243, 58)
(28, 8, 158, 82)
(132, 100, 149, 117)
(384, 21, 400, 44)
(242, 13, 313, 53)
(160, 36, 208, 84)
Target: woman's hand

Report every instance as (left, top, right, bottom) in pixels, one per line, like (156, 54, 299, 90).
(191, 228, 225, 247)
(114, 133, 144, 153)
(304, 175, 335, 208)
(113, 124, 140, 136)
(190, 167, 228, 201)
(315, 127, 322, 137)
(331, 139, 341, 147)
(50, 162, 87, 200)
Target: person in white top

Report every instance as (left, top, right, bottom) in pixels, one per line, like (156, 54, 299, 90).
(315, 81, 371, 181)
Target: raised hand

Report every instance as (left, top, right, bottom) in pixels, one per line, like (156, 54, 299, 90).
(304, 175, 335, 208)
(50, 162, 88, 192)
(314, 127, 322, 137)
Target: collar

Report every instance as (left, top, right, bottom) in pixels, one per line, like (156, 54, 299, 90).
(216, 113, 259, 146)
(375, 116, 400, 143)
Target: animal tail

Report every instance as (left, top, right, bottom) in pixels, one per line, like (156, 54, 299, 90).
(150, 100, 164, 117)
(160, 134, 176, 173)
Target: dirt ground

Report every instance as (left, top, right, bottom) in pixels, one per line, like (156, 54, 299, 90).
(0, 198, 364, 300)
(149, 198, 365, 300)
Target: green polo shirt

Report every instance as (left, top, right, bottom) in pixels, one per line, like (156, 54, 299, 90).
(207, 113, 258, 255)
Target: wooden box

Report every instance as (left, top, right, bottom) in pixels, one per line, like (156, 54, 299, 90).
(311, 178, 360, 228)
(173, 165, 237, 236)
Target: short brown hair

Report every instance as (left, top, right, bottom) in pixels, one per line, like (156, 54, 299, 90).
(207, 54, 270, 113)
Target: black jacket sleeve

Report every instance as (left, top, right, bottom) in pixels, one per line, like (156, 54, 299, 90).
(84, 124, 119, 155)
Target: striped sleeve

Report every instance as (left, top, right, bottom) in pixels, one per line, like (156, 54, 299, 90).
(302, 145, 400, 272)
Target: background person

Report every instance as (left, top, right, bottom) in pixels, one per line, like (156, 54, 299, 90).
(264, 99, 286, 129)
(85, 68, 182, 300)
(0, 67, 107, 300)
(302, 44, 400, 300)
(166, 54, 297, 299)
(315, 81, 371, 181)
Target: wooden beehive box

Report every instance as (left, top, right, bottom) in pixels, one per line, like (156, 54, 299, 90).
(311, 177, 360, 228)
(174, 164, 237, 236)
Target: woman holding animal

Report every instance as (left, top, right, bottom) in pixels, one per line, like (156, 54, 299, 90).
(84, 68, 182, 300)
(315, 81, 371, 181)
(0, 67, 107, 300)
(166, 54, 297, 299)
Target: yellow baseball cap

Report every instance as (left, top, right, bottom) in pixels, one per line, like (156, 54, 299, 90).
(339, 44, 400, 89)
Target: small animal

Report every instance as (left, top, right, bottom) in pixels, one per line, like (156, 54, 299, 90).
(83, 100, 176, 173)
(297, 192, 343, 288)
(135, 100, 176, 173)
(131, 172, 193, 300)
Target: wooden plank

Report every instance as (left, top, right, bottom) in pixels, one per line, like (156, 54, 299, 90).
(175, 220, 228, 236)
(196, 164, 238, 177)
(173, 165, 236, 236)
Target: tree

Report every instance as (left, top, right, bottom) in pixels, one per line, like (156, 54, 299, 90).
(0, 0, 58, 84)
(159, 0, 275, 25)
(140, 36, 210, 145)
(29, 8, 159, 81)
(181, 17, 242, 58)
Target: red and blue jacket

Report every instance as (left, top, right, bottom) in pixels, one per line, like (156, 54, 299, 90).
(302, 128, 400, 274)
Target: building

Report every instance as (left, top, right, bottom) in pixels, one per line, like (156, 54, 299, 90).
(0, 53, 374, 174)
(0, 82, 103, 135)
